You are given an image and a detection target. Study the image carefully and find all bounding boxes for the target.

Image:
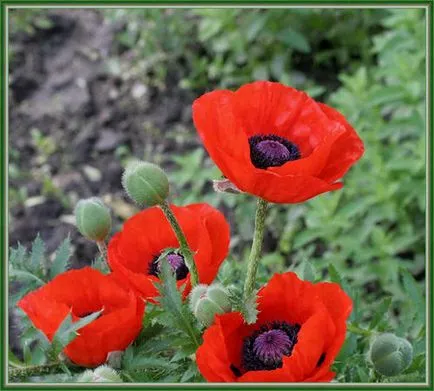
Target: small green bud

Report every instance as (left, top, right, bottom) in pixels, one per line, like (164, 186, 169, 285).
(207, 284, 232, 312)
(189, 283, 232, 327)
(77, 365, 122, 383)
(370, 333, 413, 377)
(122, 161, 169, 207)
(77, 370, 94, 382)
(189, 284, 208, 311)
(75, 198, 111, 242)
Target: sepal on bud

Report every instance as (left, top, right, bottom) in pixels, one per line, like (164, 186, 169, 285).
(213, 178, 243, 194)
(74, 198, 111, 242)
(189, 283, 231, 327)
(370, 333, 413, 377)
(122, 161, 169, 207)
(77, 365, 123, 383)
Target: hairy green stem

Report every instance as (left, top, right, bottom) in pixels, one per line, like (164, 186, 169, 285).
(159, 200, 199, 287)
(243, 198, 269, 301)
(347, 323, 373, 337)
(96, 240, 107, 260)
(9, 362, 66, 382)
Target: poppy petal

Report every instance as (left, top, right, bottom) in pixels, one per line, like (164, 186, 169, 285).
(257, 272, 317, 325)
(268, 125, 345, 177)
(316, 103, 365, 183)
(192, 89, 251, 170)
(196, 271, 351, 383)
(310, 282, 352, 371)
(283, 309, 336, 381)
(17, 267, 144, 367)
(186, 203, 230, 271)
(196, 312, 247, 382)
(108, 203, 230, 300)
(232, 81, 309, 139)
(193, 81, 363, 204)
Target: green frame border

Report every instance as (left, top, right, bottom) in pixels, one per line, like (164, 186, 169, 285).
(0, 1, 432, 390)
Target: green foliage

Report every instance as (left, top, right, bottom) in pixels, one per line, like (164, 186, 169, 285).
(9, 238, 70, 369)
(50, 311, 103, 358)
(9, 9, 53, 37)
(49, 236, 72, 279)
(9, 235, 72, 305)
(187, 9, 384, 90)
(169, 8, 426, 383)
(156, 259, 202, 349)
(120, 260, 205, 383)
(333, 266, 425, 382)
(107, 9, 386, 92)
(105, 9, 197, 89)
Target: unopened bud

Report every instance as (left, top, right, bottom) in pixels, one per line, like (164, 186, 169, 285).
(77, 365, 123, 383)
(370, 333, 413, 377)
(189, 283, 231, 327)
(75, 198, 111, 242)
(122, 161, 169, 207)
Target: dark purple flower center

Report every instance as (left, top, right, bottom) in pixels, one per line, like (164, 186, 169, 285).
(149, 252, 189, 280)
(253, 329, 292, 364)
(249, 134, 300, 169)
(241, 321, 300, 372)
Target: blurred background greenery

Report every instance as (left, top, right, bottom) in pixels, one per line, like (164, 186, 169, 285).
(9, 7, 426, 382)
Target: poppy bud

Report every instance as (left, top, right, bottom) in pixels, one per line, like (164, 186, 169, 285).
(370, 333, 413, 377)
(122, 161, 169, 208)
(75, 198, 111, 242)
(189, 283, 232, 327)
(77, 365, 123, 383)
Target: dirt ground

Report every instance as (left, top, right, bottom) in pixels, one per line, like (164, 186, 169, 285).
(9, 9, 198, 267)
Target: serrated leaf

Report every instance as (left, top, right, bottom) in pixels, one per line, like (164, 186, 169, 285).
(125, 355, 175, 371)
(230, 289, 258, 325)
(278, 27, 311, 53)
(9, 244, 27, 269)
(357, 367, 370, 382)
(301, 260, 316, 282)
(368, 85, 407, 107)
(155, 259, 201, 348)
(400, 268, 425, 324)
(369, 297, 392, 329)
(91, 255, 110, 274)
(337, 333, 357, 361)
(51, 310, 103, 355)
(170, 350, 191, 363)
(401, 268, 424, 306)
(30, 234, 46, 273)
(293, 229, 321, 250)
(180, 362, 199, 382)
(50, 236, 71, 278)
(328, 264, 343, 284)
(9, 269, 45, 286)
(245, 13, 268, 42)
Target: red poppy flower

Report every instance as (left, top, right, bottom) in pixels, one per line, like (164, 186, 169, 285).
(108, 203, 230, 301)
(192, 81, 364, 203)
(196, 271, 352, 382)
(17, 267, 144, 367)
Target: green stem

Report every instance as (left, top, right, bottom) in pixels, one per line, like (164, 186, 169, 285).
(347, 323, 373, 337)
(159, 200, 199, 287)
(8, 362, 65, 382)
(243, 198, 269, 301)
(96, 240, 107, 260)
